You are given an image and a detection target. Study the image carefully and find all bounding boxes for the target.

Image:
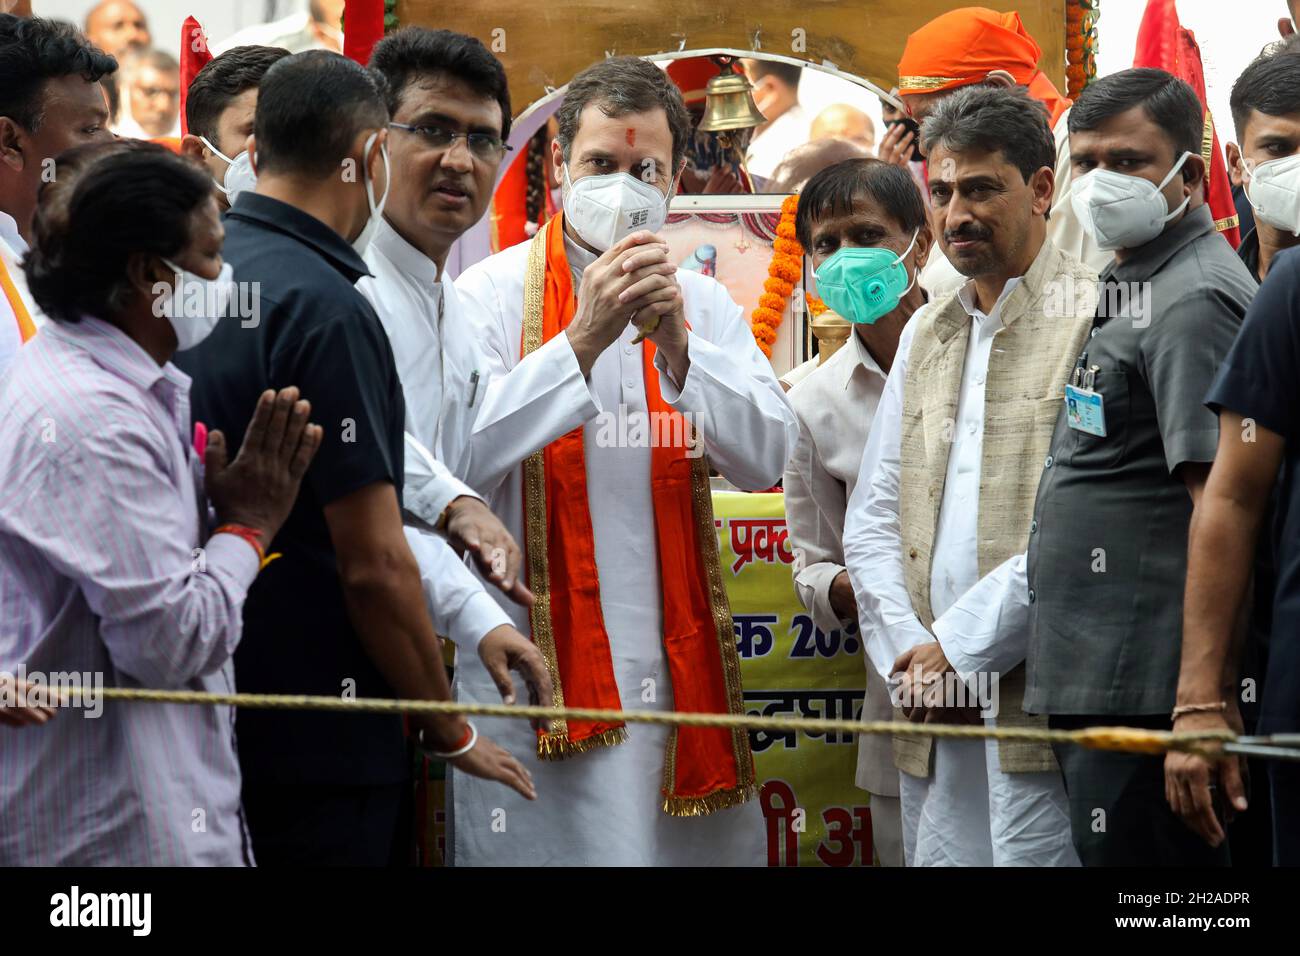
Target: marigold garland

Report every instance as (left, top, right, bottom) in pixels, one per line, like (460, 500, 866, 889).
(1066, 1, 1100, 100)
(750, 195, 804, 358)
(806, 294, 828, 318)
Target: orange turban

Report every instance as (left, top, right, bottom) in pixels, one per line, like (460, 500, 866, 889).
(897, 6, 1070, 125)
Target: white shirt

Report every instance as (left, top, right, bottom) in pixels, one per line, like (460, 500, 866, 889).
(0, 210, 38, 377)
(448, 229, 798, 865)
(355, 218, 510, 653)
(842, 282, 1030, 688)
(785, 332, 888, 633)
(745, 104, 810, 180)
(783, 331, 898, 795)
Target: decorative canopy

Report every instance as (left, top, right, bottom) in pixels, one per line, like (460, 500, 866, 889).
(396, 0, 1067, 117)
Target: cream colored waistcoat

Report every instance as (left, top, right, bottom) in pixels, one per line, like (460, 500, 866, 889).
(895, 239, 1097, 777)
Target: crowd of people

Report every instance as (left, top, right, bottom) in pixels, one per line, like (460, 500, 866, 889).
(0, 3, 1298, 868)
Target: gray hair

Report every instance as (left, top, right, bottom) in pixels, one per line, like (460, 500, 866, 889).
(556, 56, 692, 173)
(920, 85, 1055, 184)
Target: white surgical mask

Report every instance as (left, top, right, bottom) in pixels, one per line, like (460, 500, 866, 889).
(351, 130, 391, 257)
(1244, 154, 1300, 236)
(158, 258, 235, 351)
(199, 135, 257, 205)
(1070, 150, 1194, 250)
(561, 165, 673, 252)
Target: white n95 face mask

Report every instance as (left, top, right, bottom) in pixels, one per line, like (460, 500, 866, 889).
(561, 166, 672, 252)
(351, 130, 391, 257)
(1070, 150, 1194, 251)
(1244, 154, 1300, 236)
(199, 135, 257, 205)
(157, 258, 235, 351)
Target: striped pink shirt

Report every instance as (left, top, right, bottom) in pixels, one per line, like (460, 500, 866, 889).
(0, 316, 259, 865)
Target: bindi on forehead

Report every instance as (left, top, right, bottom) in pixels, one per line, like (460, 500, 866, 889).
(626, 128, 636, 147)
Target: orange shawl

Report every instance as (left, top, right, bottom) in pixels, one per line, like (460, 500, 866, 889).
(0, 256, 36, 343)
(518, 214, 755, 816)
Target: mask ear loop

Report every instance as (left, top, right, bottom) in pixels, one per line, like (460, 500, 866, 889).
(895, 227, 920, 296)
(199, 136, 236, 196)
(198, 135, 234, 165)
(1158, 150, 1196, 223)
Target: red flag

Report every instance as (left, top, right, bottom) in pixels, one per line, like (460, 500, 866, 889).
(342, 0, 385, 67)
(178, 16, 213, 138)
(1133, 0, 1240, 247)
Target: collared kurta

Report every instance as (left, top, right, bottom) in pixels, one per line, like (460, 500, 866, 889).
(357, 218, 510, 654)
(451, 231, 798, 865)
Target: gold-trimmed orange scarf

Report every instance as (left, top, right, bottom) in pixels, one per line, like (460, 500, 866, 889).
(519, 214, 755, 816)
(0, 255, 36, 343)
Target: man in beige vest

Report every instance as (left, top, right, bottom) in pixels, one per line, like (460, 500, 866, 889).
(843, 86, 1093, 865)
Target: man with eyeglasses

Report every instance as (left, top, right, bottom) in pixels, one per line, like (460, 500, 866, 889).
(358, 28, 549, 739)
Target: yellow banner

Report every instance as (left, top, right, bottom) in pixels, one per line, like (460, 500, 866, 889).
(713, 490, 875, 867)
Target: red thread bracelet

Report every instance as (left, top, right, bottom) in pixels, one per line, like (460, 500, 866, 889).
(214, 524, 265, 563)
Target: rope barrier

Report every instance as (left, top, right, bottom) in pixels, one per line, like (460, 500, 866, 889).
(40, 685, 1261, 759)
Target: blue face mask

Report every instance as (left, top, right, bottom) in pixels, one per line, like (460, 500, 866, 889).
(813, 228, 919, 324)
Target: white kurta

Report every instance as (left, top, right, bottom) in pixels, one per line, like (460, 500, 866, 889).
(356, 219, 510, 653)
(842, 283, 1078, 868)
(0, 211, 40, 377)
(451, 230, 799, 865)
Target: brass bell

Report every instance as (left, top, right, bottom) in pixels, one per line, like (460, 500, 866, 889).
(697, 56, 768, 133)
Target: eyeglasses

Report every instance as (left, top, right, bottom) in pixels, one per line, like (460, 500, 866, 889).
(388, 122, 513, 161)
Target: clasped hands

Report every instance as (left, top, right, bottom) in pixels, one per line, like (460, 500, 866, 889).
(891, 641, 982, 725)
(566, 231, 688, 381)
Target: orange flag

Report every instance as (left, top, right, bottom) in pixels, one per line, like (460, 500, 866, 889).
(1133, 0, 1240, 247)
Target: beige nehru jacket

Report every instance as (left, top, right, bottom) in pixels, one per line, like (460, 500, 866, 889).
(894, 239, 1097, 777)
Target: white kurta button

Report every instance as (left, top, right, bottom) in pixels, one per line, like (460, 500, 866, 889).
(625, 379, 635, 390)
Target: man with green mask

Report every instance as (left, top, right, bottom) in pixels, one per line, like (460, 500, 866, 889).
(783, 158, 932, 866)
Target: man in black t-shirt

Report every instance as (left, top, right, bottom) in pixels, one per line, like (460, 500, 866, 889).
(179, 51, 535, 865)
(1174, 248, 1300, 867)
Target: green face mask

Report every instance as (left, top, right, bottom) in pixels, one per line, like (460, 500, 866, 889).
(812, 228, 918, 324)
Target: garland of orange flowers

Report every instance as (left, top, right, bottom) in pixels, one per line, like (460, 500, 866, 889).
(752, 194, 802, 358)
(806, 294, 828, 318)
(1066, 0, 1100, 100)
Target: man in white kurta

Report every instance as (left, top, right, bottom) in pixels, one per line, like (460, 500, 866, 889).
(844, 291, 1073, 866)
(453, 222, 796, 863)
(841, 84, 1082, 867)
(357, 217, 518, 657)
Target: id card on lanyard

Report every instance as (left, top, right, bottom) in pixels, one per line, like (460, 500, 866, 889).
(1065, 344, 1106, 438)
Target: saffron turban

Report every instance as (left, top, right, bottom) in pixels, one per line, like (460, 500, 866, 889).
(897, 7, 1070, 125)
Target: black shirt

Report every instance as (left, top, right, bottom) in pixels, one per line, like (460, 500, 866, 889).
(1238, 227, 1262, 283)
(1025, 206, 1257, 716)
(177, 192, 409, 787)
(1206, 246, 1300, 735)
